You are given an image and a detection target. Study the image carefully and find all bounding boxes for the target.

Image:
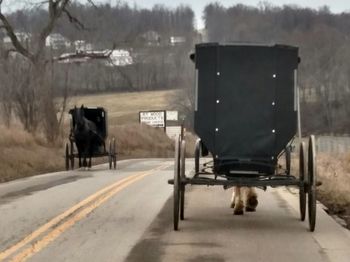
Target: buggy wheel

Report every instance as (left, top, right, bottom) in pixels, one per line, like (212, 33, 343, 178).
(173, 136, 181, 231)
(299, 142, 307, 221)
(65, 143, 70, 171)
(180, 139, 186, 221)
(194, 139, 201, 174)
(70, 141, 74, 170)
(308, 135, 317, 232)
(112, 138, 117, 170)
(108, 140, 112, 170)
(285, 146, 291, 175)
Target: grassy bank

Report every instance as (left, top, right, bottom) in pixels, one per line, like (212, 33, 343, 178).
(316, 153, 350, 228)
(0, 124, 174, 183)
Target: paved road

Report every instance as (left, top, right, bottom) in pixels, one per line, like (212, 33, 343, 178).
(0, 159, 174, 262)
(0, 159, 350, 262)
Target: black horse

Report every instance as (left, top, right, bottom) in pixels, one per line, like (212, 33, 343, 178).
(71, 105, 103, 168)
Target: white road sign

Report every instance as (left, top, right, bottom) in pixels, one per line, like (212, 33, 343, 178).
(166, 111, 178, 121)
(139, 111, 165, 128)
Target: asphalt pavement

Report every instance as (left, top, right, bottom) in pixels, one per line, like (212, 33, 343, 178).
(0, 159, 349, 262)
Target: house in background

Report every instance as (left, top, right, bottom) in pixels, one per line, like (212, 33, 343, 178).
(57, 49, 133, 66)
(74, 40, 93, 53)
(105, 49, 133, 66)
(45, 33, 70, 50)
(169, 36, 186, 46)
(2, 31, 31, 48)
(140, 31, 161, 46)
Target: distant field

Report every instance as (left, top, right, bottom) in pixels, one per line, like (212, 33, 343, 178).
(68, 90, 177, 125)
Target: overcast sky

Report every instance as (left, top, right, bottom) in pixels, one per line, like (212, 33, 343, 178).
(3, 0, 350, 29)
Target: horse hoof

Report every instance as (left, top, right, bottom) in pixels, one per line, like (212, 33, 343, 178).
(245, 207, 256, 212)
(247, 196, 258, 209)
(233, 209, 244, 215)
(230, 202, 235, 209)
(233, 201, 244, 215)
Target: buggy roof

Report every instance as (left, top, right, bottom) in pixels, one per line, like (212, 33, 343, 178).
(69, 107, 108, 139)
(193, 43, 299, 162)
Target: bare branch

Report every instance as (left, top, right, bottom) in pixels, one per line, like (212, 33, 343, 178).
(62, 8, 86, 30)
(87, 0, 98, 9)
(34, 0, 70, 61)
(0, 12, 34, 61)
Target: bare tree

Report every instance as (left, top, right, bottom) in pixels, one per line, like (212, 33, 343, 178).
(0, 0, 87, 140)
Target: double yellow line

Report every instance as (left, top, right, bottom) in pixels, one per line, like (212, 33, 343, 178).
(0, 162, 171, 262)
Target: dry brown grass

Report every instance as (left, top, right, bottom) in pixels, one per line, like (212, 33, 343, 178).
(289, 152, 350, 209)
(0, 126, 63, 182)
(110, 124, 174, 158)
(316, 153, 350, 211)
(0, 123, 175, 182)
(288, 150, 350, 227)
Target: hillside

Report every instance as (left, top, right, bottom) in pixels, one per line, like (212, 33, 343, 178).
(68, 90, 177, 125)
(0, 90, 176, 182)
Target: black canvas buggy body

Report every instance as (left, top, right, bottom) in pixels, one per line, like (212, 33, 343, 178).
(65, 106, 117, 170)
(169, 43, 317, 231)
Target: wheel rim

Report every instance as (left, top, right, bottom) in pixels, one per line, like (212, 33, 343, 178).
(286, 146, 291, 175)
(113, 138, 117, 169)
(65, 143, 69, 171)
(70, 141, 74, 169)
(299, 142, 306, 221)
(194, 139, 200, 174)
(108, 140, 112, 170)
(308, 135, 317, 232)
(173, 136, 181, 230)
(180, 139, 186, 220)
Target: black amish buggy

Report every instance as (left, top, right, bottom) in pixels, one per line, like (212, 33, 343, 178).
(169, 43, 317, 231)
(65, 105, 117, 170)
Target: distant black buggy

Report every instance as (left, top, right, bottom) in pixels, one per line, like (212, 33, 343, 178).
(169, 43, 317, 231)
(65, 105, 117, 170)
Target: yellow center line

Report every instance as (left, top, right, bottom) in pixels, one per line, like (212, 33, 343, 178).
(0, 162, 172, 262)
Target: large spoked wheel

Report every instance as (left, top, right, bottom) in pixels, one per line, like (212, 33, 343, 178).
(112, 138, 117, 170)
(299, 142, 307, 221)
(285, 146, 291, 175)
(65, 142, 70, 171)
(180, 139, 186, 221)
(194, 139, 201, 174)
(108, 140, 113, 170)
(173, 136, 181, 231)
(308, 135, 317, 232)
